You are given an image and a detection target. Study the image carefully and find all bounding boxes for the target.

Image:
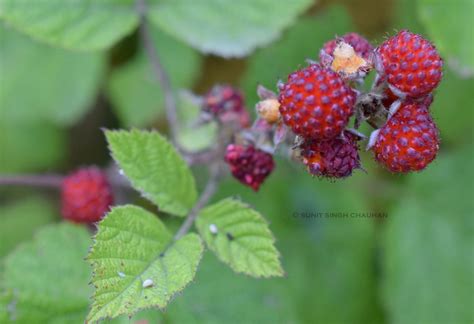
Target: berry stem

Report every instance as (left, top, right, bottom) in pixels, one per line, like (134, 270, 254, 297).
(0, 174, 63, 188)
(174, 163, 222, 241)
(136, 0, 182, 151)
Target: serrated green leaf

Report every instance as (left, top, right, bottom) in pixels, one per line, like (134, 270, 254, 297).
(0, 196, 56, 257)
(0, 26, 105, 125)
(383, 144, 474, 323)
(195, 198, 283, 278)
(417, 0, 474, 75)
(87, 205, 204, 322)
(241, 6, 353, 104)
(0, 0, 138, 51)
(107, 25, 201, 127)
(148, 0, 313, 58)
(1, 223, 92, 323)
(105, 129, 197, 216)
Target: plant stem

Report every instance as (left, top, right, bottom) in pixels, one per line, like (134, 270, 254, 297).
(136, 0, 181, 149)
(174, 164, 221, 241)
(0, 174, 63, 188)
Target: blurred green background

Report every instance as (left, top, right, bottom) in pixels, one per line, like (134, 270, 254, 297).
(0, 0, 473, 323)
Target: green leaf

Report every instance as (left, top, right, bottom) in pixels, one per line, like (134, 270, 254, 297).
(87, 205, 204, 322)
(0, 119, 66, 172)
(0, 196, 56, 257)
(107, 129, 197, 208)
(1, 223, 92, 323)
(107, 25, 201, 127)
(148, 0, 313, 58)
(0, 0, 138, 51)
(176, 92, 217, 152)
(106, 129, 197, 216)
(195, 198, 283, 278)
(0, 27, 105, 126)
(241, 6, 353, 104)
(383, 144, 474, 323)
(417, 0, 474, 75)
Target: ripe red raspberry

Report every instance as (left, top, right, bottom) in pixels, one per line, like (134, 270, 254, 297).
(224, 144, 274, 191)
(373, 101, 439, 173)
(278, 64, 356, 140)
(320, 32, 373, 61)
(300, 131, 361, 178)
(61, 167, 113, 223)
(376, 30, 443, 98)
(203, 84, 250, 128)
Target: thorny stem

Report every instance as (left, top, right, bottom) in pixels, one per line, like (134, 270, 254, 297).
(173, 164, 222, 241)
(136, 0, 181, 150)
(0, 174, 63, 188)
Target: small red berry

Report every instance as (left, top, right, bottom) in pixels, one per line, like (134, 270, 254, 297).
(278, 64, 356, 140)
(61, 167, 113, 223)
(376, 30, 443, 98)
(224, 144, 274, 191)
(300, 131, 362, 178)
(203, 84, 250, 128)
(320, 32, 373, 61)
(373, 100, 439, 173)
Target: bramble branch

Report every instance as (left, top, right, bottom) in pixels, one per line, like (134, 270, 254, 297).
(0, 174, 63, 188)
(136, 0, 181, 150)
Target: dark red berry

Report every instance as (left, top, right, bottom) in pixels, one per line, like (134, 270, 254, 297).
(224, 144, 274, 191)
(373, 100, 439, 172)
(300, 131, 361, 178)
(278, 64, 356, 140)
(320, 32, 373, 61)
(61, 167, 113, 223)
(376, 30, 443, 98)
(203, 84, 250, 128)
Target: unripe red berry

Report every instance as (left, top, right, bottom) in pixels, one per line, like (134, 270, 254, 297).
(278, 64, 356, 140)
(203, 84, 250, 128)
(376, 30, 443, 98)
(61, 167, 113, 223)
(224, 144, 274, 191)
(320, 32, 373, 61)
(300, 131, 361, 178)
(373, 100, 439, 173)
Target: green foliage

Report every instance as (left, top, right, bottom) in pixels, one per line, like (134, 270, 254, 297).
(0, 120, 66, 172)
(0, 196, 56, 257)
(176, 93, 217, 152)
(431, 69, 474, 145)
(87, 205, 204, 322)
(0, 27, 105, 125)
(0, 0, 138, 51)
(241, 6, 353, 103)
(417, 0, 474, 74)
(1, 223, 92, 323)
(383, 143, 474, 323)
(148, 0, 313, 57)
(196, 198, 283, 278)
(107, 26, 201, 127)
(106, 129, 197, 216)
(164, 253, 297, 323)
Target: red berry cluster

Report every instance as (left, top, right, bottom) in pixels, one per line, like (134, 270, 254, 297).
(372, 30, 442, 172)
(202, 84, 250, 128)
(277, 29, 442, 177)
(61, 167, 114, 223)
(207, 30, 442, 190)
(224, 144, 274, 191)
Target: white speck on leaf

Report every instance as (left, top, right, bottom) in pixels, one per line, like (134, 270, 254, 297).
(209, 224, 218, 234)
(117, 271, 125, 278)
(142, 279, 154, 288)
